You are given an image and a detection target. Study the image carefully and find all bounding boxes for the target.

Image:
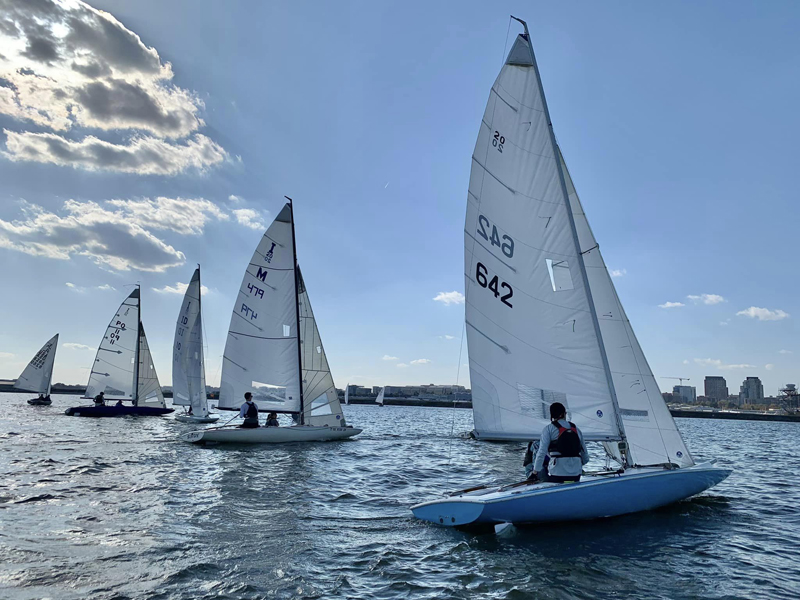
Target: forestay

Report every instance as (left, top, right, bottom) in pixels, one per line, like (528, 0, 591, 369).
(298, 268, 346, 427)
(464, 34, 621, 442)
(560, 150, 693, 467)
(85, 289, 140, 400)
(15, 334, 59, 395)
(219, 204, 301, 412)
(172, 268, 208, 417)
(136, 324, 165, 408)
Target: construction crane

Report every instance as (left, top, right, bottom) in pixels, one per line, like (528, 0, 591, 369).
(662, 377, 691, 385)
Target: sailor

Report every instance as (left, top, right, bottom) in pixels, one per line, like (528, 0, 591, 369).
(531, 402, 589, 483)
(239, 392, 260, 428)
(93, 391, 105, 406)
(265, 412, 280, 427)
(524, 440, 549, 481)
(115, 399, 124, 407)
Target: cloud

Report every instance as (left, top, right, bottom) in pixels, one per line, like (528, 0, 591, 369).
(410, 358, 431, 365)
(232, 208, 267, 231)
(682, 359, 689, 365)
(765, 364, 775, 371)
(3, 130, 227, 175)
(687, 294, 726, 305)
(433, 291, 465, 306)
(62, 342, 94, 351)
(779, 350, 792, 355)
(693, 358, 756, 370)
(228, 194, 243, 203)
(104, 197, 228, 235)
(381, 355, 398, 361)
(609, 268, 626, 278)
(0, 351, 15, 359)
(152, 281, 210, 295)
(396, 363, 408, 368)
(658, 301, 685, 309)
(97, 284, 115, 291)
(438, 335, 456, 340)
(736, 307, 789, 321)
(65, 282, 117, 292)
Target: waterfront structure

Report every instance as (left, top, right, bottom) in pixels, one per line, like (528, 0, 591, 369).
(739, 377, 765, 404)
(704, 376, 728, 401)
(673, 385, 697, 404)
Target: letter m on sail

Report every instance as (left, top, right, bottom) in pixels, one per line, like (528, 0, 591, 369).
(256, 267, 268, 282)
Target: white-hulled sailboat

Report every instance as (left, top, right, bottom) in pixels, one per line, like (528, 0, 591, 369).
(412, 17, 730, 527)
(375, 386, 385, 406)
(16, 334, 59, 405)
(173, 267, 218, 423)
(180, 200, 361, 443)
(66, 288, 173, 417)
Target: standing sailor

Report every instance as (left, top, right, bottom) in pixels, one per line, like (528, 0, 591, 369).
(93, 391, 105, 406)
(239, 392, 260, 428)
(531, 402, 589, 483)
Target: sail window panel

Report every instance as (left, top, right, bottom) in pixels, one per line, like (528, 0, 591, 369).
(283, 324, 291, 337)
(546, 258, 574, 291)
(517, 384, 568, 419)
(251, 381, 290, 405)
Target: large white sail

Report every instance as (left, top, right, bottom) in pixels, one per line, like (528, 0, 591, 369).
(560, 150, 693, 467)
(298, 268, 346, 427)
(136, 324, 165, 408)
(15, 334, 59, 394)
(376, 387, 385, 406)
(464, 33, 621, 442)
(172, 267, 208, 416)
(85, 289, 140, 400)
(219, 203, 301, 412)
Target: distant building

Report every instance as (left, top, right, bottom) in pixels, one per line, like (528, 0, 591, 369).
(739, 377, 765, 404)
(704, 376, 728, 401)
(672, 385, 697, 404)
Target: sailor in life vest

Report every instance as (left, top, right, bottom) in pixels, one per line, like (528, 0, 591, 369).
(239, 392, 260, 428)
(531, 402, 589, 483)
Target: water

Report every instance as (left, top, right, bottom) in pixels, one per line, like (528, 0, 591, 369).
(1, 394, 798, 600)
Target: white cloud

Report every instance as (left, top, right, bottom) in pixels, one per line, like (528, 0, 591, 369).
(658, 301, 685, 309)
(381, 355, 398, 361)
(610, 268, 626, 278)
(736, 307, 789, 321)
(97, 284, 116, 291)
(152, 281, 210, 295)
(682, 359, 689, 365)
(62, 342, 94, 351)
(65, 282, 116, 292)
(439, 335, 456, 340)
(410, 358, 431, 365)
(228, 195, 243, 203)
(232, 208, 267, 231)
(433, 291, 465, 306)
(765, 364, 775, 371)
(396, 363, 408, 368)
(687, 294, 726, 305)
(0, 351, 15, 359)
(779, 350, 793, 355)
(105, 197, 229, 235)
(694, 358, 756, 370)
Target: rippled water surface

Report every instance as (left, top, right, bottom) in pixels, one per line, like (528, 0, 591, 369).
(1, 394, 798, 599)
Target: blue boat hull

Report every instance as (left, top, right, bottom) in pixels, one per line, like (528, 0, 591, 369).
(412, 463, 731, 527)
(64, 405, 174, 417)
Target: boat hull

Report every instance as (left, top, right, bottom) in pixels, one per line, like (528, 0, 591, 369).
(411, 463, 731, 527)
(27, 398, 52, 406)
(175, 414, 219, 424)
(179, 425, 362, 444)
(65, 405, 174, 417)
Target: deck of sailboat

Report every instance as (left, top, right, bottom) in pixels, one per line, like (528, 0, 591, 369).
(180, 424, 362, 444)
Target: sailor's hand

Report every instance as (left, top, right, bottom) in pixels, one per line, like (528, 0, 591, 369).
(532, 471, 538, 477)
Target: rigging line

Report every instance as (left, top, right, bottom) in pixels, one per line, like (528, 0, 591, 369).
(501, 15, 512, 66)
(445, 321, 468, 491)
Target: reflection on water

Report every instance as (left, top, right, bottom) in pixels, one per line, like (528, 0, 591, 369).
(0, 394, 797, 599)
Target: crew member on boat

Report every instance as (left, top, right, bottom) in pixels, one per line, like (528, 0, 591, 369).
(93, 391, 105, 406)
(531, 402, 589, 483)
(239, 392, 260, 428)
(265, 412, 279, 427)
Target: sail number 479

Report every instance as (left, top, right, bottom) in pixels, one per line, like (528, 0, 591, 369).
(476, 262, 513, 308)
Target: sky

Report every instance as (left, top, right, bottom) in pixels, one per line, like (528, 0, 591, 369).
(0, 0, 797, 396)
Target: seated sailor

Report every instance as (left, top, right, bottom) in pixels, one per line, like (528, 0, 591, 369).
(239, 392, 260, 428)
(93, 391, 105, 406)
(531, 402, 589, 483)
(265, 412, 279, 427)
(115, 399, 124, 407)
(524, 440, 549, 481)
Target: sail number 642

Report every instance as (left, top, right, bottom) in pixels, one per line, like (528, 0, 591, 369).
(477, 215, 514, 258)
(476, 262, 513, 308)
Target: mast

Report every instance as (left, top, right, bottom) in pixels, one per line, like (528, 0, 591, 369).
(512, 16, 628, 457)
(286, 197, 304, 425)
(132, 284, 141, 405)
(197, 264, 203, 408)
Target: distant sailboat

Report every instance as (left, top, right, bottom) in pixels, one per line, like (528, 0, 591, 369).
(412, 17, 730, 527)
(181, 200, 361, 443)
(172, 267, 218, 423)
(344, 384, 349, 405)
(65, 288, 174, 417)
(16, 334, 58, 405)
(375, 387, 385, 406)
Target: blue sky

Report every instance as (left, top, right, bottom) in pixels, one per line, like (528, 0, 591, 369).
(0, 0, 797, 396)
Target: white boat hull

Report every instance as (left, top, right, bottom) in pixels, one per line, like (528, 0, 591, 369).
(412, 463, 731, 527)
(179, 425, 362, 444)
(175, 414, 219, 424)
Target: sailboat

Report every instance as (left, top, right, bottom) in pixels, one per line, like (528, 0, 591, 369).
(172, 267, 218, 423)
(16, 334, 59, 405)
(344, 384, 349, 405)
(180, 200, 361, 443)
(412, 17, 730, 527)
(375, 386, 385, 406)
(65, 288, 174, 417)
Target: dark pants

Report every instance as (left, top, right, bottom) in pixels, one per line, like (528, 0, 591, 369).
(240, 420, 259, 428)
(546, 474, 581, 483)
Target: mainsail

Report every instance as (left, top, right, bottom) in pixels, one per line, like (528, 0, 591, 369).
(219, 203, 301, 413)
(172, 268, 208, 417)
(464, 32, 621, 442)
(136, 324, 166, 408)
(344, 384, 349, 405)
(85, 289, 140, 400)
(15, 334, 59, 395)
(376, 387, 385, 406)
